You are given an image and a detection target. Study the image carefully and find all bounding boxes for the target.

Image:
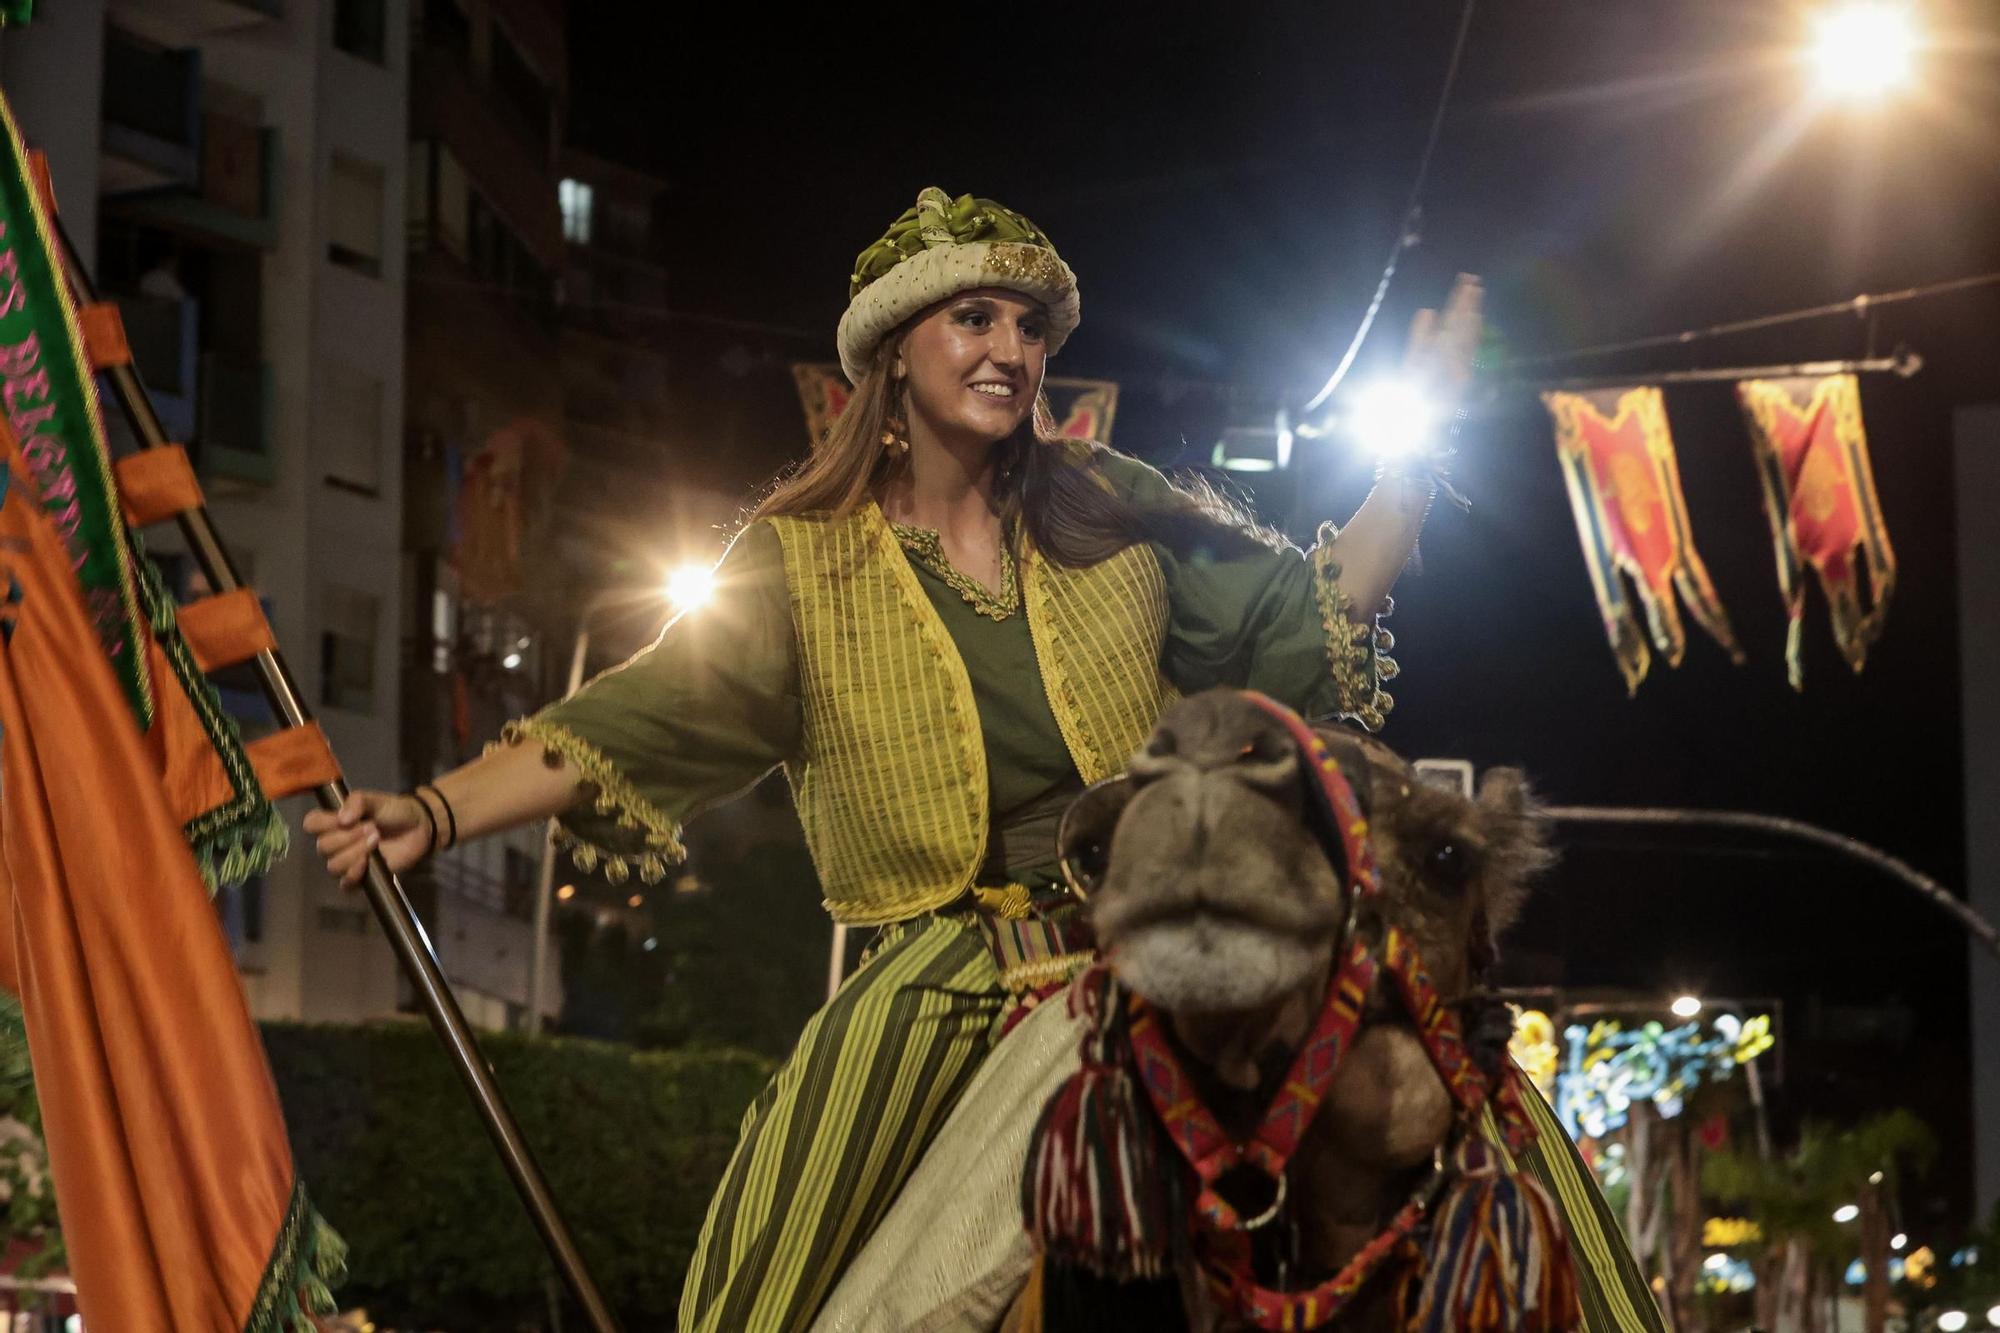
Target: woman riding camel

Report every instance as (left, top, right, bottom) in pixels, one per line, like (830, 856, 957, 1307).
(307, 187, 1655, 1331)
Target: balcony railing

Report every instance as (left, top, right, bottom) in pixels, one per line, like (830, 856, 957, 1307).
(108, 0, 282, 41)
(115, 294, 198, 441)
(107, 112, 281, 251)
(194, 352, 274, 489)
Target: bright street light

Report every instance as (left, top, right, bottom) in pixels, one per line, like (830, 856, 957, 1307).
(1671, 995, 1703, 1019)
(1893, 1233, 1908, 1250)
(666, 562, 717, 611)
(1833, 1203, 1861, 1224)
(1937, 1312, 1967, 1333)
(1985, 1306, 2000, 1329)
(1808, 3, 1919, 103)
(1346, 378, 1437, 461)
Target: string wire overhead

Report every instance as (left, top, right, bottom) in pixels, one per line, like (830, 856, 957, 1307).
(1302, 0, 1479, 413)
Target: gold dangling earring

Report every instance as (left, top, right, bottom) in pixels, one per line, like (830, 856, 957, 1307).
(883, 371, 911, 456)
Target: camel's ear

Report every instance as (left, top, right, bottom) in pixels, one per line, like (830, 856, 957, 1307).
(1473, 767, 1556, 940)
(1056, 774, 1136, 900)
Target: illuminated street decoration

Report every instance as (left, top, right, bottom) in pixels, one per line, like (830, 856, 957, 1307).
(1553, 1011, 1776, 1139)
(1509, 1008, 1561, 1097)
(1701, 1253, 1757, 1295)
(1703, 1216, 1764, 1248)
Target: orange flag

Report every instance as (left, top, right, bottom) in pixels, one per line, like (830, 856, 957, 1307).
(1736, 373, 1896, 690)
(0, 423, 343, 1326)
(1544, 386, 1744, 693)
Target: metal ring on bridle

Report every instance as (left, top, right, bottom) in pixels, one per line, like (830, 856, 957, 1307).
(1238, 1171, 1288, 1232)
(1056, 850, 1091, 902)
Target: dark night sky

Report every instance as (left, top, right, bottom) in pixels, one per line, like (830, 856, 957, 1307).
(565, 2, 2000, 1219)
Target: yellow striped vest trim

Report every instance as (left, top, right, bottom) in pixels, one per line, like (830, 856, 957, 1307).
(769, 503, 1173, 926)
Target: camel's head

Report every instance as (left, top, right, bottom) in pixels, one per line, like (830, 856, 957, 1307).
(1061, 691, 1551, 1162)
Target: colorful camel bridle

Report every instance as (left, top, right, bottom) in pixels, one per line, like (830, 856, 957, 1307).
(1096, 692, 1543, 1330)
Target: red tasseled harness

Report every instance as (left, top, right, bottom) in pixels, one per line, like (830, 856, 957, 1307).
(1029, 691, 1576, 1332)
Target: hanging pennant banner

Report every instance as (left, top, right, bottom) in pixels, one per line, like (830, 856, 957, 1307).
(790, 363, 1119, 447)
(790, 363, 854, 447)
(1736, 373, 1895, 690)
(1543, 386, 1743, 694)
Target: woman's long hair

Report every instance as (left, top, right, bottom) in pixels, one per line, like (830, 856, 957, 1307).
(752, 337, 1274, 568)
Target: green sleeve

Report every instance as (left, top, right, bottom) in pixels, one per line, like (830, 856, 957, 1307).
(1095, 450, 1399, 730)
(502, 522, 801, 883)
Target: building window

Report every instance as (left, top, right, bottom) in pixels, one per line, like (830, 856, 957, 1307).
(467, 191, 552, 315)
(319, 585, 380, 713)
(333, 0, 388, 65)
(328, 153, 385, 278)
(217, 874, 265, 950)
(408, 141, 463, 256)
(316, 905, 370, 935)
(319, 362, 384, 494)
(559, 178, 592, 244)
(420, 0, 471, 63)
(490, 24, 551, 155)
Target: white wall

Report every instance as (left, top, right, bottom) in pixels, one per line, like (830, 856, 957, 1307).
(295, 1, 410, 1024)
(0, 1, 104, 260)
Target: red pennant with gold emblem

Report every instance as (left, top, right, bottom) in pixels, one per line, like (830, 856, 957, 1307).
(1544, 386, 1743, 693)
(790, 363, 1119, 446)
(790, 363, 854, 446)
(1736, 373, 1895, 690)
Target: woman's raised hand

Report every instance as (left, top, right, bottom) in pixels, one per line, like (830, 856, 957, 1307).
(1403, 272, 1483, 402)
(302, 790, 436, 887)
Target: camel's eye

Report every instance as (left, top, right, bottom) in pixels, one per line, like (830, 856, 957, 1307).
(1058, 775, 1136, 900)
(1428, 839, 1472, 895)
(1239, 732, 1290, 765)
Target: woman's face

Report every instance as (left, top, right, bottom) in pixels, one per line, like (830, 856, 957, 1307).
(897, 288, 1048, 450)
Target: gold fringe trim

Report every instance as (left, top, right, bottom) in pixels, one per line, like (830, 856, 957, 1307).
(999, 949, 1095, 995)
(889, 520, 1020, 620)
(1311, 522, 1397, 732)
(499, 718, 686, 882)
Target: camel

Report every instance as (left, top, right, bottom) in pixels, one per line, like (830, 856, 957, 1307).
(812, 689, 1574, 1333)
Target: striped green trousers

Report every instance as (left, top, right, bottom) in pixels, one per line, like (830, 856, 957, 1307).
(677, 912, 1665, 1332)
(680, 916, 1006, 1332)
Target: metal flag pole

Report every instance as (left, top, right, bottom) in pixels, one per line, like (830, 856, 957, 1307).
(53, 221, 622, 1333)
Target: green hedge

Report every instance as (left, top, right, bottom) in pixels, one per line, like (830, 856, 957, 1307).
(265, 1023, 771, 1330)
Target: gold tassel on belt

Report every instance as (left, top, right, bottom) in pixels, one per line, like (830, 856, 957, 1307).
(971, 882, 1033, 920)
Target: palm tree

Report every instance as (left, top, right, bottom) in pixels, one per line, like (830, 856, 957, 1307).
(1703, 1111, 1934, 1333)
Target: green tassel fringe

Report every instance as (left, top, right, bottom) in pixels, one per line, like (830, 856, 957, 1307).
(192, 804, 291, 898)
(246, 1176, 349, 1333)
(128, 532, 289, 896)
